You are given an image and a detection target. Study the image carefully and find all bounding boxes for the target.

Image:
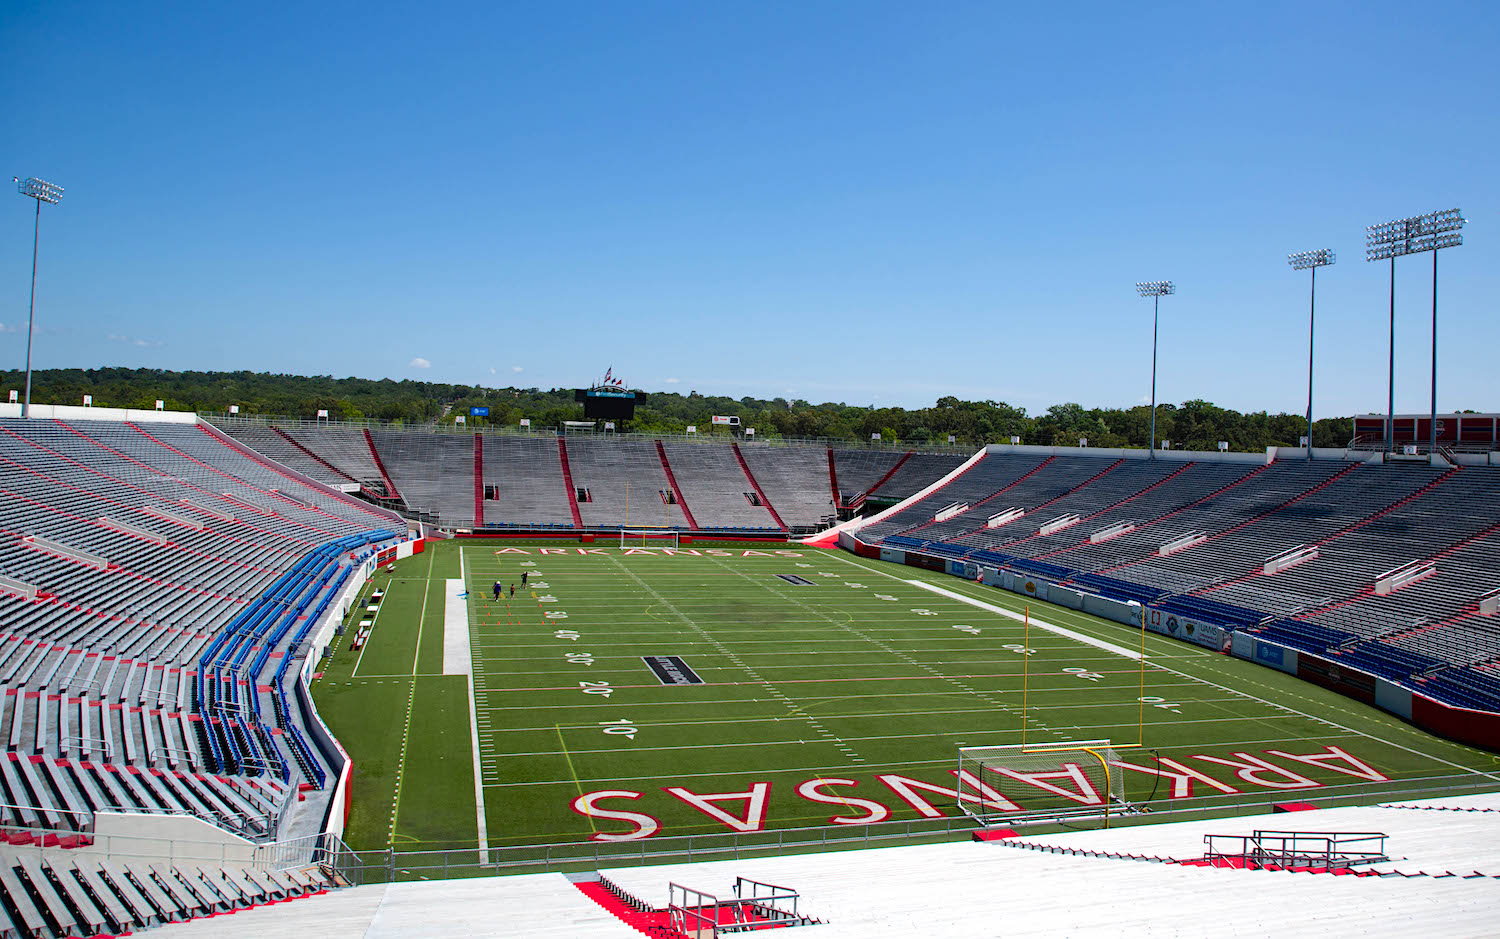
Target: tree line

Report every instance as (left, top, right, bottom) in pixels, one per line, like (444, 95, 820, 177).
(1, 367, 1356, 452)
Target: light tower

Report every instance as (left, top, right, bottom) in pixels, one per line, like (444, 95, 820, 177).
(1288, 249, 1335, 460)
(1366, 209, 1465, 456)
(1136, 281, 1175, 459)
(14, 177, 65, 419)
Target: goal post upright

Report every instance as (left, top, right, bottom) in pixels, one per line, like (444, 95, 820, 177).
(1020, 605, 1031, 750)
(619, 529, 681, 549)
(1138, 608, 1148, 747)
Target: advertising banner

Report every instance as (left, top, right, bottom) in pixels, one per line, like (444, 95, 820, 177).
(1142, 606, 1232, 652)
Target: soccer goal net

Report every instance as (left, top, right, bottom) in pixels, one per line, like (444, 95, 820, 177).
(619, 529, 681, 549)
(956, 739, 1127, 827)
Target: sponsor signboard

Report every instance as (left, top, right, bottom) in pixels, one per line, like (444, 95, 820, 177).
(1142, 606, 1233, 653)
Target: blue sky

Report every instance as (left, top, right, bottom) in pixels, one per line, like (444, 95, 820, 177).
(3, 1, 1496, 416)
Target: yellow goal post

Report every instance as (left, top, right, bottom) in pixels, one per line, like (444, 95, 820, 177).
(956, 740, 1141, 828)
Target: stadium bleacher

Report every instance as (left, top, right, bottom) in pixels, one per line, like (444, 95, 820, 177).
(848, 445, 1500, 718)
(0, 414, 402, 864)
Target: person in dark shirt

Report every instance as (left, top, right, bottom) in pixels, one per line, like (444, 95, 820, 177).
(492, 580, 502, 601)
(509, 583, 516, 598)
(521, 571, 528, 585)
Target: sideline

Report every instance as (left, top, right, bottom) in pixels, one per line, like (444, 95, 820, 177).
(459, 547, 491, 857)
(906, 579, 1143, 660)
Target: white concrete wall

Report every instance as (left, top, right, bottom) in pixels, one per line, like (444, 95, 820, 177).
(0, 402, 198, 422)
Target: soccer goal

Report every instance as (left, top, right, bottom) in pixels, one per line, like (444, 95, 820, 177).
(619, 529, 681, 549)
(957, 739, 1129, 828)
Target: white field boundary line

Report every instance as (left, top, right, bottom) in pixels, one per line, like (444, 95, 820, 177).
(458, 547, 490, 860)
(906, 580, 1143, 661)
(350, 563, 407, 678)
(410, 544, 437, 675)
(828, 549, 1500, 786)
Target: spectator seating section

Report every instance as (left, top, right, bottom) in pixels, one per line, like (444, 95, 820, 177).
(366, 430, 475, 526)
(0, 843, 335, 938)
(561, 438, 689, 530)
(0, 417, 400, 848)
(737, 444, 836, 531)
(223, 424, 974, 534)
(658, 443, 780, 531)
(858, 452, 1500, 715)
(481, 435, 577, 528)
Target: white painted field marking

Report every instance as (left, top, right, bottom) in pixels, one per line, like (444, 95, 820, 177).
(409, 543, 437, 675)
(459, 547, 490, 859)
(443, 579, 472, 676)
(906, 580, 1143, 660)
(827, 549, 1500, 785)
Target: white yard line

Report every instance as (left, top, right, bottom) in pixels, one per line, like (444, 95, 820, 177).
(409, 545, 436, 675)
(824, 548, 1500, 785)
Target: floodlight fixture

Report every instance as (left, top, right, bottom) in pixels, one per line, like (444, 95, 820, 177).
(1365, 209, 1464, 261)
(14, 176, 66, 419)
(1288, 248, 1335, 271)
(1136, 281, 1175, 459)
(16, 177, 63, 205)
(1288, 249, 1336, 461)
(1365, 209, 1466, 456)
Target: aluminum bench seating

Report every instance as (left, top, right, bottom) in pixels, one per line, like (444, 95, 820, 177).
(866, 451, 969, 500)
(564, 438, 688, 529)
(861, 453, 1052, 541)
(737, 444, 834, 529)
(367, 430, 475, 525)
(481, 435, 576, 526)
(220, 425, 348, 487)
(659, 443, 780, 529)
(906, 456, 1130, 543)
(831, 449, 908, 505)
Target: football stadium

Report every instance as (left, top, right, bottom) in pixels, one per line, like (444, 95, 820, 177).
(5, 4, 1499, 937)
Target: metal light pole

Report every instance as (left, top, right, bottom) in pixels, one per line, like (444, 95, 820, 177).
(14, 177, 64, 418)
(1366, 209, 1464, 457)
(1288, 249, 1335, 460)
(1136, 281, 1175, 459)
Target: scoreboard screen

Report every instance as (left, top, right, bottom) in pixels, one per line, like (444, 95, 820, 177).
(576, 389, 645, 419)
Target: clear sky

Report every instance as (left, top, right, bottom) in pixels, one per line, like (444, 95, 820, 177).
(3, 1, 1496, 417)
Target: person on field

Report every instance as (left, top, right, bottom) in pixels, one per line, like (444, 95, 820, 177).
(510, 583, 516, 598)
(492, 580, 502, 601)
(521, 571, 528, 586)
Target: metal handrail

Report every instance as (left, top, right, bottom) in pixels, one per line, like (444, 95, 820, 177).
(1203, 830, 1389, 868)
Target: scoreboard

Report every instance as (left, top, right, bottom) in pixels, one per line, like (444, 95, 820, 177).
(576, 388, 645, 419)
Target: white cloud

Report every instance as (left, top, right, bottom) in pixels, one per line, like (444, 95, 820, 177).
(0, 323, 19, 334)
(409, 357, 431, 369)
(664, 377, 681, 384)
(108, 333, 164, 348)
(511, 365, 524, 373)
(488, 367, 497, 375)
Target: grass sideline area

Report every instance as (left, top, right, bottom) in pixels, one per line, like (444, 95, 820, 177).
(311, 539, 1500, 858)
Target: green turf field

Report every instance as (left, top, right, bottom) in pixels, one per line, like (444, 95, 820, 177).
(311, 540, 1500, 858)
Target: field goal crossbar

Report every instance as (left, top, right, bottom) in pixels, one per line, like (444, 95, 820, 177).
(957, 739, 1139, 828)
(619, 529, 681, 549)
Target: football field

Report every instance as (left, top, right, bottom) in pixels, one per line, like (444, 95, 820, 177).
(312, 540, 1500, 859)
